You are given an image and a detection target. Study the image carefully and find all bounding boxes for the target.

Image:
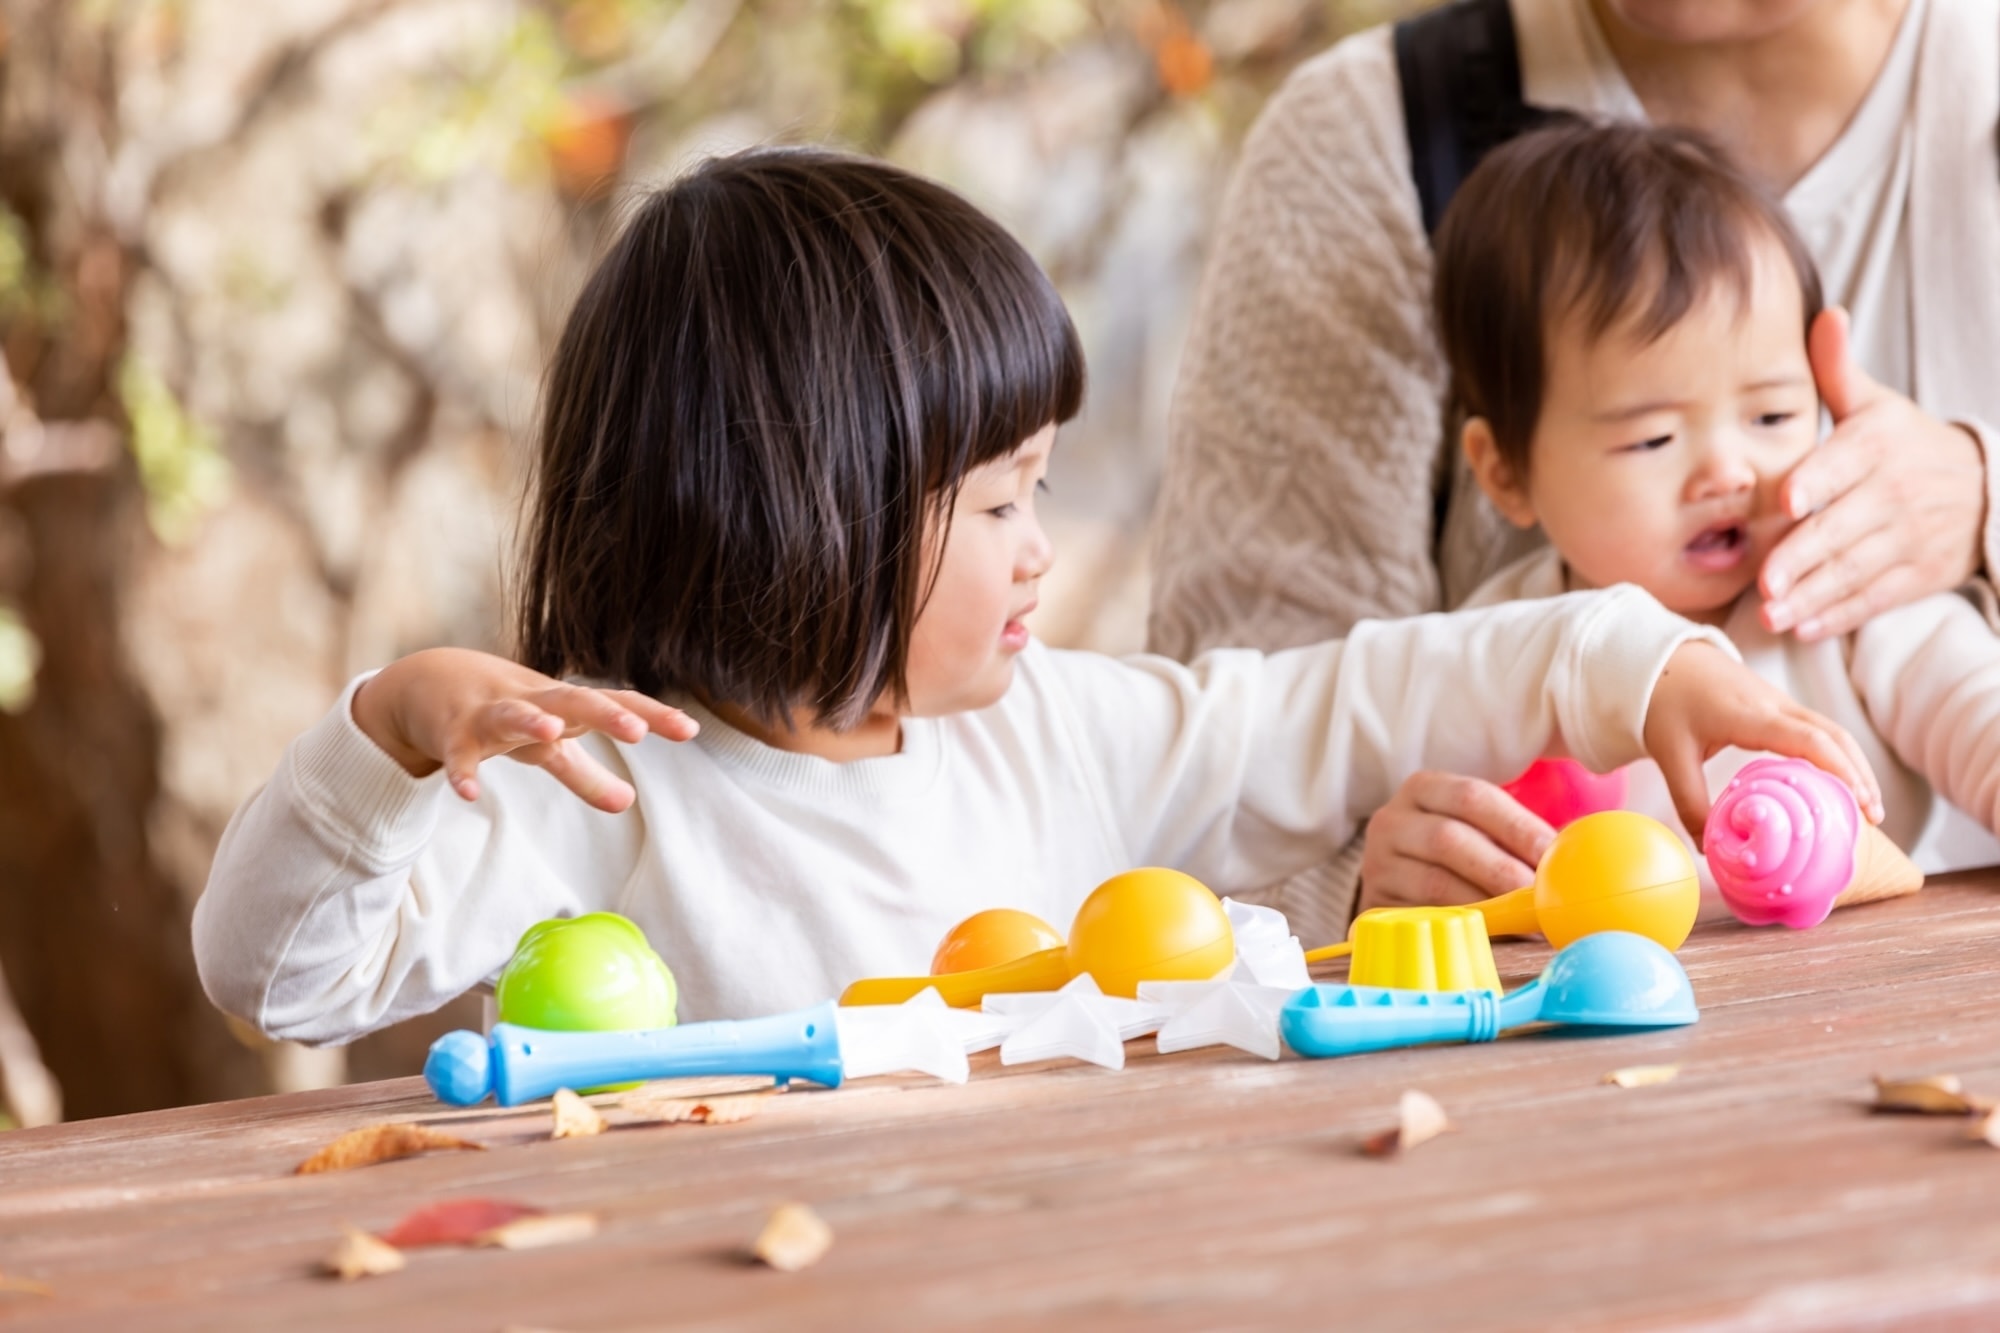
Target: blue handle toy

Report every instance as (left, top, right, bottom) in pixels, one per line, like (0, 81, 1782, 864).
(1281, 930, 1697, 1058)
(425, 1001, 844, 1106)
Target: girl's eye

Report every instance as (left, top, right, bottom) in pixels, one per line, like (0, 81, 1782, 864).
(1623, 435, 1673, 453)
(990, 481, 1048, 517)
(1754, 412, 1795, 429)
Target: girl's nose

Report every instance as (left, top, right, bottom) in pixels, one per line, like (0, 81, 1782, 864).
(1019, 517, 1055, 582)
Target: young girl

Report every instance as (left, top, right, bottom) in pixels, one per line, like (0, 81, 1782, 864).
(1364, 120, 2000, 910)
(193, 147, 1875, 1043)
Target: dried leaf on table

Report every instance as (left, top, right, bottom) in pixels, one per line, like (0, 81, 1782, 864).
(1604, 1065, 1681, 1089)
(1872, 1074, 1992, 1115)
(295, 1122, 485, 1174)
(753, 1202, 833, 1272)
(551, 1088, 607, 1139)
(476, 1212, 600, 1250)
(382, 1199, 544, 1248)
(1362, 1090, 1452, 1158)
(0, 1273, 52, 1297)
(324, 1228, 405, 1281)
(621, 1090, 768, 1125)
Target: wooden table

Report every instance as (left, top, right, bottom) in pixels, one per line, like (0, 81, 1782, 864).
(7, 875, 2000, 1331)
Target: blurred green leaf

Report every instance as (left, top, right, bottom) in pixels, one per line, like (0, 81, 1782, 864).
(118, 357, 230, 546)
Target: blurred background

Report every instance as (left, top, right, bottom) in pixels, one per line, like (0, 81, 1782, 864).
(0, 0, 1428, 1124)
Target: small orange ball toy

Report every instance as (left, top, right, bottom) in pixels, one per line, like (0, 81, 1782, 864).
(930, 909, 1064, 975)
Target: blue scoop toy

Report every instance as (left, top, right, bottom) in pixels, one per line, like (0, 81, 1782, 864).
(426, 1002, 844, 1106)
(1281, 930, 1696, 1058)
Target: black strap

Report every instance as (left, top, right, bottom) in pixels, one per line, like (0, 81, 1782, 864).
(1395, 0, 1555, 239)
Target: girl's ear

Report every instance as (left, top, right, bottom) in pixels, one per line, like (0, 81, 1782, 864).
(1462, 417, 1537, 529)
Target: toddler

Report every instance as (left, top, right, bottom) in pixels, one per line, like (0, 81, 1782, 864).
(193, 147, 1872, 1041)
(1397, 120, 1999, 902)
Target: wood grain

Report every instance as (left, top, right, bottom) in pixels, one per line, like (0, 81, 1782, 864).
(7, 875, 2000, 1331)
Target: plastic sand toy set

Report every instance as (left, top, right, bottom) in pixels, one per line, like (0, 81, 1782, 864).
(425, 757, 1927, 1108)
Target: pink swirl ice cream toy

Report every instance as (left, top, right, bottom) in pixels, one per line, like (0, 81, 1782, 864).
(1704, 757, 1923, 929)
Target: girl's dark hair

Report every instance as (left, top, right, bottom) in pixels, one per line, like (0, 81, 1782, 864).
(1433, 120, 1825, 475)
(519, 147, 1085, 728)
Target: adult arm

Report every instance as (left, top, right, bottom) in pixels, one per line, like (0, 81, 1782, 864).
(191, 676, 650, 1045)
(1851, 593, 2000, 837)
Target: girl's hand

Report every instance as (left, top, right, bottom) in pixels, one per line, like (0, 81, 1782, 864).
(1645, 641, 1881, 841)
(1359, 773, 1557, 911)
(1760, 307, 1986, 641)
(351, 647, 699, 813)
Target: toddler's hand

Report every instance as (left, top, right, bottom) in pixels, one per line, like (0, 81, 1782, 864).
(1645, 641, 1882, 840)
(1359, 773, 1558, 911)
(351, 647, 699, 813)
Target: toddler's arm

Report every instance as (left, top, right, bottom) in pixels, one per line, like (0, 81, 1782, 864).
(193, 650, 695, 1045)
(1052, 585, 1875, 895)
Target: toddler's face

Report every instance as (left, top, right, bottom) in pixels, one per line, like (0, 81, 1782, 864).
(1470, 237, 1818, 620)
(903, 424, 1056, 715)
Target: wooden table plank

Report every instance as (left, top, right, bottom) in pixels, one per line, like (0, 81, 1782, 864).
(6, 875, 2000, 1331)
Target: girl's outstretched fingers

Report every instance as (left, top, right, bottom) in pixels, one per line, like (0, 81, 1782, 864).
(533, 736, 639, 813)
(443, 700, 563, 803)
(606, 689, 700, 741)
(532, 683, 649, 745)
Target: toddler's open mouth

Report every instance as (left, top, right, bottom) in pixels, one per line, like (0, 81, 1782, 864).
(1684, 521, 1749, 573)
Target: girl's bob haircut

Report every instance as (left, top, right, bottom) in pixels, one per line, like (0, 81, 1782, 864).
(518, 147, 1086, 729)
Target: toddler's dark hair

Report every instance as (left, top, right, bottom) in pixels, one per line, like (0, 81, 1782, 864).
(1433, 121, 1824, 476)
(518, 147, 1085, 728)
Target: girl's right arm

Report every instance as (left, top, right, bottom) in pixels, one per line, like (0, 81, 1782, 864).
(192, 650, 696, 1046)
(1052, 586, 1876, 911)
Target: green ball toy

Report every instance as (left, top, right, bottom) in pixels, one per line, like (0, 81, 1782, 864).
(495, 913, 678, 1033)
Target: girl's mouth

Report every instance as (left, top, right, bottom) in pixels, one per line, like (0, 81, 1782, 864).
(1684, 521, 1749, 573)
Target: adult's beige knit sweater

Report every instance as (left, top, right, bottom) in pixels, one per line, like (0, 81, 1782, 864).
(1148, 0, 2000, 942)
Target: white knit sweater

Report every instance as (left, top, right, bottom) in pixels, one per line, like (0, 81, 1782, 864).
(193, 588, 1719, 1042)
(1150, 0, 2000, 928)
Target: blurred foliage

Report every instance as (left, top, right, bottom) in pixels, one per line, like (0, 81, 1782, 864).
(350, 0, 1370, 202)
(0, 205, 65, 329)
(118, 356, 230, 546)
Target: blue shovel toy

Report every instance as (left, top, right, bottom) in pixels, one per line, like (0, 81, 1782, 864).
(426, 1003, 844, 1106)
(1281, 930, 1697, 1058)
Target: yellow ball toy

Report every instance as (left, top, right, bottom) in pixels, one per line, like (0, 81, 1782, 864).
(1474, 810, 1700, 951)
(1067, 868, 1236, 997)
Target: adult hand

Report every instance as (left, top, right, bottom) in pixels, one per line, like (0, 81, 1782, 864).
(1358, 772, 1556, 911)
(1760, 307, 1986, 642)
(352, 647, 699, 812)
(1644, 641, 1881, 842)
